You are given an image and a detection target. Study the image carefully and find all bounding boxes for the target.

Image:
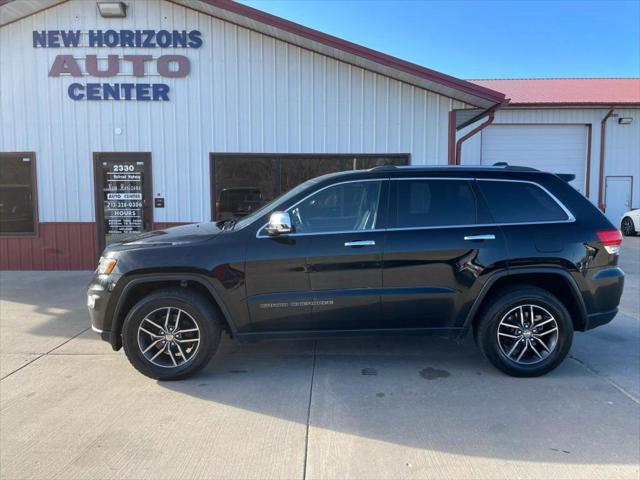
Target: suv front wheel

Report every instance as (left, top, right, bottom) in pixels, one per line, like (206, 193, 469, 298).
(122, 288, 222, 380)
(476, 286, 573, 377)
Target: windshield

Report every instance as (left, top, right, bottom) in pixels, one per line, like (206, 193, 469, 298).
(232, 178, 319, 230)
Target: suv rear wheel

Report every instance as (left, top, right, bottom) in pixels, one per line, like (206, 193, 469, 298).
(476, 286, 573, 377)
(122, 288, 222, 380)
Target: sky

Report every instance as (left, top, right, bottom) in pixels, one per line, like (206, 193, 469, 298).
(238, 0, 640, 79)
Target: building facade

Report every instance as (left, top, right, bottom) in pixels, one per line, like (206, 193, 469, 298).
(1, 2, 638, 271)
(0, 0, 505, 269)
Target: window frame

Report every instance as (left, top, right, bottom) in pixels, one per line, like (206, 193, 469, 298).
(257, 178, 388, 238)
(475, 178, 575, 226)
(0, 152, 39, 237)
(289, 179, 385, 235)
(384, 178, 574, 231)
(255, 176, 576, 238)
(209, 153, 410, 221)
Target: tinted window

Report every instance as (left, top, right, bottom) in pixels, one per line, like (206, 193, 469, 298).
(0, 154, 36, 235)
(394, 179, 476, 228)
(477, 180, 569, 223)
(290, 181, 383, 233)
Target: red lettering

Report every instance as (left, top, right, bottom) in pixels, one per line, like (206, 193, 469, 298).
(49, 55, 82, 77)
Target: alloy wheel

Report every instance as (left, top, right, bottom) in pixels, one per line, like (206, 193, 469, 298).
(137, 307, 200, 368)
(496, 304, 559, 365)
(622, 218, 633, 236)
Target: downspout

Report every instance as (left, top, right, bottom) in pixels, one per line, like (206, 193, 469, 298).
(455, 108, 496, 165)
(447, 111, 457, 165)
(597, 107, 615, 211)
(584, 124, 592, 198)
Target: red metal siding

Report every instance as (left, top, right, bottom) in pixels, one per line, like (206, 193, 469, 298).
(1, 223, 97, 270)
(0, 222, 193, 270)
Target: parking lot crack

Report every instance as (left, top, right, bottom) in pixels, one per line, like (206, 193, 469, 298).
(302, 340, 317, 480)
(569, 354, 640, 405)
(0, 327, 90, 381)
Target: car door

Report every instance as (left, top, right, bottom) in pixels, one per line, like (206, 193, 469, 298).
(244, 178, 388, 332)
(381, 177, 507, 330)
(298, 179, 388, 330)
(244, 230, 314, 332)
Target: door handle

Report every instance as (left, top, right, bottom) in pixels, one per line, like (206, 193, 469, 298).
(344, 240, 376, 247)
(463, 234, 496, 241)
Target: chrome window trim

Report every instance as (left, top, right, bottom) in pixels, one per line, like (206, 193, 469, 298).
(265, 228, 387, 238)
(383, 219, 575, 233)
(476, 178, 576, 223)
(256, 177, 576, 238)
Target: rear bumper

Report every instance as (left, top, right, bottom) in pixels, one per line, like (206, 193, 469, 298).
(581, 266, 624, 331)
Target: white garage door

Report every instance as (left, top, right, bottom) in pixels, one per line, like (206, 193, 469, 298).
(481, 124, 588, 193)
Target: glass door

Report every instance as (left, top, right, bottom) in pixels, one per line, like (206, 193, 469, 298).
(94, 153, 153, 252)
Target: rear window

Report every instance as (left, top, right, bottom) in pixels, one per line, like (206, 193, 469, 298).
(393, 179, 476, 228)
(477, 180, 569, 223)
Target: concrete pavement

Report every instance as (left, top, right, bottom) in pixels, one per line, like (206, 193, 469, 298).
(1, 238, 639, 479)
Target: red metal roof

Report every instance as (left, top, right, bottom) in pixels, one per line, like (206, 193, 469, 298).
(469, 78, 640, 106)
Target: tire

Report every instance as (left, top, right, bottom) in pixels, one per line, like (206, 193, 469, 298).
(122, 287, 222, 380)
(621, 217, 636, 237)
(476, 286, 573, 377)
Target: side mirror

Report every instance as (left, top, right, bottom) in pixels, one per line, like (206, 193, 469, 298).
(266, 211, 292, 236)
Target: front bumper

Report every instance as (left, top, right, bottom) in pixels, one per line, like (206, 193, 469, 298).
(87, 273, 119, 347)
(584, 308, 619, 330)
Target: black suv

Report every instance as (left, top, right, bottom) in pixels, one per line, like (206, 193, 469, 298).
(88, 165, 624, 380)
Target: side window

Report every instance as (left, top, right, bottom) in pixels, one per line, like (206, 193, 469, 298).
(477, 180, 569, 223)
(290, 181, 383, 233)
(394, 179, 476, 228)
(0, 153, 37, 235)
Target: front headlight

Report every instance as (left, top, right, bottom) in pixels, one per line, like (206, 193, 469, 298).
(96, 257, 117, 275)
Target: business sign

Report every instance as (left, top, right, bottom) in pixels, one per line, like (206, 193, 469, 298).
(34, 29, 202, 101)
(103, 162, 146, 237)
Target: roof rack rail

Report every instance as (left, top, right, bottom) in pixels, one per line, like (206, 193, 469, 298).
(369, 165, 398, 172)
(367, 163, 541, 173)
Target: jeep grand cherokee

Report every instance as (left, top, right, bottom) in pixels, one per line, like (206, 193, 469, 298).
(88, 165, 624, 380)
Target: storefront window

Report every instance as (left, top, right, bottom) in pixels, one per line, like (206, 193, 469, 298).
(213, 157, 278, 221)
(211, 154, 408, 221)
(0, 153, 37, 235)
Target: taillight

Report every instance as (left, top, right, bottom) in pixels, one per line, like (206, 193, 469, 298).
(596, 229, 622, 254)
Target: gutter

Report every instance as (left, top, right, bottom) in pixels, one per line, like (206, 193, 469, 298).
(597, 107, 615, 211)
(454, 108, 497, 165)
